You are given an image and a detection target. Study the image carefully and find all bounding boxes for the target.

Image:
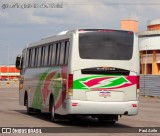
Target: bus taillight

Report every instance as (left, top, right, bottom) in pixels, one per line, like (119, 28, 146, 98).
(67, 74, 73, 96)
(137, 76, 140, 89)
(136, 76, 140, 98)
(132, 104, 137, 108)
(68, 74, 73, 88)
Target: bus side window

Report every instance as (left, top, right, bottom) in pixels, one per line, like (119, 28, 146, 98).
(59, 42, 65, 65)
(64, 41, 70, 65)
(31, 48, 35, 67)
(44, 45, 49, 66)
(28, 49, 32, 68)
(41, 46, 46, 67)
(26, 50, 29, 67)
(56, 43, 61, 66)
(37, 47, 42, 67)
(48, 44, 53, 66)
(21, 53, 24, 70)
(51, 44, 56, 66)
(34, 48, 39, 67)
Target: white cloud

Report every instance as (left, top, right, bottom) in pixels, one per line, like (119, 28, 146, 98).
(0, 10, 10, 24)
(0, 0, 125, 27)
(1, 0, 160, 64)
(0, 0, 159, 29)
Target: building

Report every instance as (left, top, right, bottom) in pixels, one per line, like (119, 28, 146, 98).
(0, 65, 20, 80)
(139, 19, 160, 75)
(121, 19, 138, 32)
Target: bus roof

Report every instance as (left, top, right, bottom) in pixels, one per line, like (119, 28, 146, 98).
(27, 29, 77, 48)
(26, 29, 134, 48)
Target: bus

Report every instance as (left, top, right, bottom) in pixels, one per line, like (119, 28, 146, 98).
(16, 29, 140, 123)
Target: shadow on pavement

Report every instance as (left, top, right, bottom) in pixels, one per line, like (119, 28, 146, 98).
(14, 110, 131, 128)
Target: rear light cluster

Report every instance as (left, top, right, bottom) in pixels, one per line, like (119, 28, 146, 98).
(68, 74, 73, 88)
(137, 76, 140, 89)
(67, 74, 73, 96)
(72, 103, 78, 106)
(136, 76, 140, 98)
(132, 104, 137, 108)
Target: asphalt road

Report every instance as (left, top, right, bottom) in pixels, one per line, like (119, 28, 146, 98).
(0, 81, 160, 136)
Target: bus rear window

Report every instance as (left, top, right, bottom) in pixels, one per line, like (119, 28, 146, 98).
(79, 30, 133, 60)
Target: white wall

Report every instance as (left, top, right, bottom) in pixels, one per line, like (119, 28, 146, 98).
(139, 36, 160, 51)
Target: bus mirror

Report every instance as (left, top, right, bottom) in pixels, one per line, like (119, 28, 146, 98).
(16, 55, 22, 70)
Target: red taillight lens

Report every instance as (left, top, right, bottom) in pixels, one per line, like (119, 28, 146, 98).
(137, 76, 140, 89)
(68, 74, 73, 88)
(72, 103, 78, 106)
(132, 104, 137, 107)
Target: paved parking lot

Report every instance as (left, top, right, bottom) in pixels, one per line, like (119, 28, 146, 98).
(0, 81, 160, 136)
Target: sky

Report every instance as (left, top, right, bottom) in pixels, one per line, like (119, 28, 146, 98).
(0, 0, 160, 65)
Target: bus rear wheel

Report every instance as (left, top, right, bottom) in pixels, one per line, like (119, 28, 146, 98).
(97, 115, 117, 124)
(49, 98, 56, 122)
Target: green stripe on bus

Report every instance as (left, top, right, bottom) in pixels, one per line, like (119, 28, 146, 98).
(32, 68, 53, 110)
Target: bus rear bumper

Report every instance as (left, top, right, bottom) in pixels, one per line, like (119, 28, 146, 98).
(66, 99, 138, 116)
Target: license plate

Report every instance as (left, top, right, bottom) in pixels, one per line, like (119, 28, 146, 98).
(99, 91, 111, 97)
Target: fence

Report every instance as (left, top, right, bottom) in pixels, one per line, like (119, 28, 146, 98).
(140, 75, 160, 96)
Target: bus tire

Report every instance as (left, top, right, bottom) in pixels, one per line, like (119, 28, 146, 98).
(97, 115, 116, 124)
(24, 93, 32, 114)
(107, 120, 116, 124)
(49, 97, 56, 122)
(27, 104, 32, 115)
(97, 116, 105, 123)
(69, 115, 77, 122)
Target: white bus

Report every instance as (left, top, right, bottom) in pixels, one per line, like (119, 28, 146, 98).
(16, 29, 140, 123)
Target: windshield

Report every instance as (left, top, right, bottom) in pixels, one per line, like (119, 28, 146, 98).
(79, 30, 133, 60)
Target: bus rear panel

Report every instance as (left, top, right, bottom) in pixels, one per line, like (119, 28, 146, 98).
(66, 29, 139, 118)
